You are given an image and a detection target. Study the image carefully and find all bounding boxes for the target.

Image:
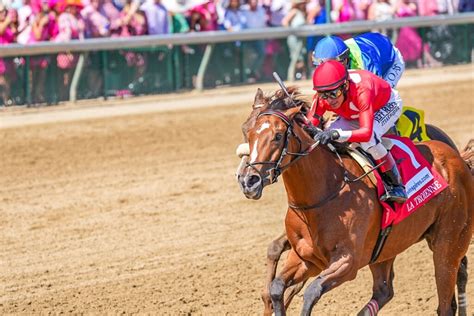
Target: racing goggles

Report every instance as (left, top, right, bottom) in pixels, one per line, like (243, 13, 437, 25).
(318, 85, 345, 99)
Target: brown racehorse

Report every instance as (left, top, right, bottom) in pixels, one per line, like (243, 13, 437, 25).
(237, 88, 470, 315)
(237, 89, 473, 316)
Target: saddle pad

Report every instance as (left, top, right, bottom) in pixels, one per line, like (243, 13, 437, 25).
(378, 135, 449, 229)
(396, 106, 431, 142)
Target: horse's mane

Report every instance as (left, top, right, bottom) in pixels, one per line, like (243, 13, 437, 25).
(268, 86, 311, 114)
(241, 86, 315, 142)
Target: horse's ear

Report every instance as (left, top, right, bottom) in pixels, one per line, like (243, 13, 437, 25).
(285, 105, 302, 119)
(253, 88, 265, 109)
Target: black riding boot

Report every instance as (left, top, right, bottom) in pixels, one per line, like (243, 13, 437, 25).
(375, 152, 408, 204)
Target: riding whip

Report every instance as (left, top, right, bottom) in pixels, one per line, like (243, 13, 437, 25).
(272, 72, 293, 99)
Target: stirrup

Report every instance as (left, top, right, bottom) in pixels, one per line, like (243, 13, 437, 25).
(380, 187, 407, 204)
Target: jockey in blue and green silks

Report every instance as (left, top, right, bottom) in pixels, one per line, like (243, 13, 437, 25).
(312, 33, 405, 88)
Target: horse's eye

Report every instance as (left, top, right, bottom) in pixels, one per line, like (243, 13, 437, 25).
(274, 133, 283, 142)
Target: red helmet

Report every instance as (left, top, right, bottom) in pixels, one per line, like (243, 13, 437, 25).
(312, 60, 348, 91)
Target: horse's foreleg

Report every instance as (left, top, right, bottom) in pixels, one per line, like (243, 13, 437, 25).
(457, 256, 468, 316)
(270, 249, 319, 316)
(301, 253, 356, 316)
(262, 232, 291, 316)
(357, 258, 396, 316)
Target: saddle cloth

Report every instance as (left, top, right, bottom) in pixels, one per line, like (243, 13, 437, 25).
(347, 135, 449, 229)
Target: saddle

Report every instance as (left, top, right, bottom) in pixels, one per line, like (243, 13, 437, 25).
(343, 137, 396, 187)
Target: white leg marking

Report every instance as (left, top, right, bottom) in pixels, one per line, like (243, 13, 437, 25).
(458, 292, 467, 307)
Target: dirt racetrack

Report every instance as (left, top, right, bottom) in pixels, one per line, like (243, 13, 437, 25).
(1, 65, 473, 315)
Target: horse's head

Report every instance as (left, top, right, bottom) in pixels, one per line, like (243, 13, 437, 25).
(238, 89, 314, 200)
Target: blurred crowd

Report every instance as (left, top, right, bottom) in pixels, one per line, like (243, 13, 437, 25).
(0, 0, 471, 46)
(0, 0, 472, 104)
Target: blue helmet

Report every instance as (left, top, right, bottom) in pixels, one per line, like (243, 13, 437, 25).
(312, 36, 350, 67)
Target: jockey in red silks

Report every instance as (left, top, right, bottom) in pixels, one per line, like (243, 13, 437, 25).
(308, 60, 408, 204)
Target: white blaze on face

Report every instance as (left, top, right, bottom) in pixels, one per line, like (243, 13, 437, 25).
(250, 139, 259, 163)
(250, 122, 270, 163)
(256, 122, 270, 134)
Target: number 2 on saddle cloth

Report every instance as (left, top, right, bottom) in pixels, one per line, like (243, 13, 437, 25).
(395, 106, 430, 142)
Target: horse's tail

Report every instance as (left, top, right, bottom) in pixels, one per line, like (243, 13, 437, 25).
(460, 139, 474, 173)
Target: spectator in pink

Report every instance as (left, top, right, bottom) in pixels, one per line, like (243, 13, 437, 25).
(0, 7, 17, 45)
(418, 0, 438, 16)
(189, 0, 219, 32)
(30, 0, 58, 103)
(31, 0, 58, 42)
(352, 0, 372, 20)
(55, 0, 85, 42)
(17, 0, 35, 44)
(0, 5, 17, 105)
(395, 0, 422, 66)
(0, 3, 17, 45)
(54, 0, 85, 100)
(411, 0, 446, 67)
(331, 0, 355, 23)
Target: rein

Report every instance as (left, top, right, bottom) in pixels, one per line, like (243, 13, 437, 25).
(246, 109, 380, 211)
(288, 143, 382, 210)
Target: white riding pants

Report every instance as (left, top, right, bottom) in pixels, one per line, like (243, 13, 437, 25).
(329, 89, 403, 159)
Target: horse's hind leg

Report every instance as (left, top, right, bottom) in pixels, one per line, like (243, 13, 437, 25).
(357, 258, 396, 316)
(262, 232, 290, 316)
(429, 228, 471, 316)
(457, 256, 468, 316)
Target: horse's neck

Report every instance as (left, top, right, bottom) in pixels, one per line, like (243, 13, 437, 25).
(282, 146, 345, 207)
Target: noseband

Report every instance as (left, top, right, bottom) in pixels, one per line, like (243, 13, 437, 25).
(245, 109, 319, 184)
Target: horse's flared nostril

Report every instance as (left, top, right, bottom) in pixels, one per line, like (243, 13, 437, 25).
(246, 175, 261, 188)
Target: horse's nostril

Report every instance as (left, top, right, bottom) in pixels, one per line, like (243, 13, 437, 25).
(246, 175, 261, 188)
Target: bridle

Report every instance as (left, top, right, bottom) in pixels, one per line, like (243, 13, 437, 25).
(245, 109, 320, 185)
(244, 108, 378, 210)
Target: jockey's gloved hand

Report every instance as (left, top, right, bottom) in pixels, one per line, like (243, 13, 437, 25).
(314, 130, 340, 145)
(303, 124, 321, 138)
